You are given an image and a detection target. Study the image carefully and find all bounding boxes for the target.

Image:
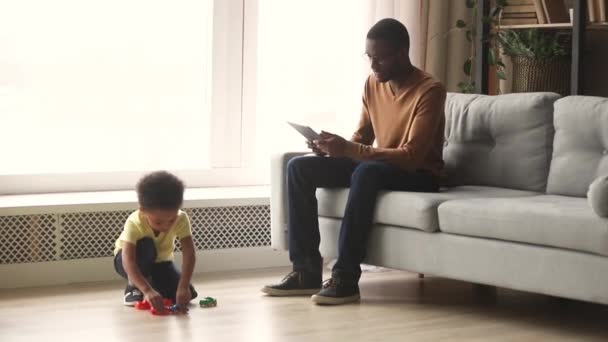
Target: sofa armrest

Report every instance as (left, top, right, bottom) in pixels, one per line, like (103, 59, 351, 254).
(270, 151, 310, 250)
(588, 175, 608, 218)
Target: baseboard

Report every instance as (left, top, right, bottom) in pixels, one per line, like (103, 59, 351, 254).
(0, 247, 289, 289)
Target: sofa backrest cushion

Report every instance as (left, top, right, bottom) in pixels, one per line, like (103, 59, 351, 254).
(546, 96, 608, 197)
(443, 92, 560, 192)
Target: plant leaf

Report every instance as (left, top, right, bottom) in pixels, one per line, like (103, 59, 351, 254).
(488, 49, 496, 65)
(464, 58, 473, 77)
(466, 0, 476, 9)
(492, 6, 503, 17)
(457, 81, 475, 94)
(456, 20, 466, 28)
(498, 28, 570, 58)
(497, 69, 507, 80)
(466, 30, 473, 42)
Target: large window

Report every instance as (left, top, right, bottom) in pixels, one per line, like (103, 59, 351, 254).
(0, 0, 246, 194)
(0, 0, 372, 194)
(254, 0, 370, 167)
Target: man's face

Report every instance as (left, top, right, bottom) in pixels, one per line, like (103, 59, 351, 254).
(365, 39, 403, 83)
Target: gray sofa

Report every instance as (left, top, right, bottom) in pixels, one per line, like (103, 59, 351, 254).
(270, 93, 608, 304)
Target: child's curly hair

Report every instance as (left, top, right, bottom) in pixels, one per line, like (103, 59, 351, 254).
(136, 171, 184, 210)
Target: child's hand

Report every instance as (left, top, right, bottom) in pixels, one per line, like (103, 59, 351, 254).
(144, 289, 164, 312)
(175, 285, 191, 311)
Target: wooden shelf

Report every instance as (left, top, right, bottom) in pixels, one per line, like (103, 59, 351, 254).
(478, 0, 590, 95)
(499, 23, 572, 29)
(588, 23, 608, 30)
(499, 23, 608, 30)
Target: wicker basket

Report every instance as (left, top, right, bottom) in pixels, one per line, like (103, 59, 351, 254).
(511, 56, 571, 96)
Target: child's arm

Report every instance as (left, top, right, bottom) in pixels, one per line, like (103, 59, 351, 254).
(122, 242, 163, 311)
(176, 236, 196, 306)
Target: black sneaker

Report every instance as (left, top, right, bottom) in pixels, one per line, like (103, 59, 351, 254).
(190, 285, 198, 300)
(123, 285, 143, 306)
(261, 271, 322, 296)
(311, 277, 360, 305)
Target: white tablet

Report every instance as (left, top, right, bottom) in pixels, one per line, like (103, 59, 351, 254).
(287, 121, 320, 141)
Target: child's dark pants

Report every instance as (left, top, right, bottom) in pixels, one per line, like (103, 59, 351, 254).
(113, 237, 196, 301)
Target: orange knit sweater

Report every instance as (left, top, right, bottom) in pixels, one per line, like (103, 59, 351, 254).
(346, 68, 446, 176)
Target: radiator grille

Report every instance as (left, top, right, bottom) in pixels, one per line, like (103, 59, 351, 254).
(187, 206, 272, 250)
(0, 214, 57, 264)
(1, 205, 270, 265)
(60, 211, 130, 260)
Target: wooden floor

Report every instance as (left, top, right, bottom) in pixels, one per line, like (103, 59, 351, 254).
(2, 267, 608, 342)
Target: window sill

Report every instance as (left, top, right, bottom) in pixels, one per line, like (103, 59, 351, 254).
(0, 186, 270, 215)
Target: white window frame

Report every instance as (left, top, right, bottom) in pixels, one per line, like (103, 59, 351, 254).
(0, 0, 267, 195)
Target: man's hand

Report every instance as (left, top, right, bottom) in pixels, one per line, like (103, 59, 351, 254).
(317, 131, 350, 158)
(175, 285, 191, 312)
(306, 140, 327, 156)
(144, 289, 164, 312)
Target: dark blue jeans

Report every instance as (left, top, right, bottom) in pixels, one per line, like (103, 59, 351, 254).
(113, 237, 196, 301)
(287, 156, 438, 282)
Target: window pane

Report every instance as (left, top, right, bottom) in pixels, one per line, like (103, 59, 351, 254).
(0, 0, 213, 175)
(255, 0, 370, 160)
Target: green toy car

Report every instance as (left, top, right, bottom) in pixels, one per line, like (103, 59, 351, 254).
(199, 297, 217, 308)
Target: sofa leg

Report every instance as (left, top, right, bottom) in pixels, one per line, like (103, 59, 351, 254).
(418, 273, 424, 279)
(472, 283, 496, 292)
(472, 283, 497, 303)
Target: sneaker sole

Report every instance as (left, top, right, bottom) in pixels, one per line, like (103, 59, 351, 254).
(261, 286, 320, 296)
(310, 293, 360, 305)
(123, 294, 143, 306)
(123, 300, 137, 307)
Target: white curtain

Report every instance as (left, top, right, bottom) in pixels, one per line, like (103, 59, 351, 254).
(254, 0, 471, 170)
(254, 0, 370, 161)
(363, 0, 427, 70)
(363, 0, 471, 91)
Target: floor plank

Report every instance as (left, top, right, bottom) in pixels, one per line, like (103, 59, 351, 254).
(1, 267, 608, 342)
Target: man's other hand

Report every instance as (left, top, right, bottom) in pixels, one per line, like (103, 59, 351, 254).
(317, 131, 349, 158)
(306, 140, 327, 156)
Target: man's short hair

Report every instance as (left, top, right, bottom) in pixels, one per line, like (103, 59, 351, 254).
(136, 171, 184, 210)
(366, 18, 410, 51)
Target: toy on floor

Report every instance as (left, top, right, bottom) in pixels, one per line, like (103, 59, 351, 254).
(168, 304, 186, 312)
(135, 298, 186, 315)
(199, 297, 217, 308)
(134, 300, 151, 310)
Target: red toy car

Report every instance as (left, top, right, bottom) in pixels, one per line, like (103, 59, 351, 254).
(135, 298, 182, 315)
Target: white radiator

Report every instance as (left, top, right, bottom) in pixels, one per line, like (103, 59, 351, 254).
(0, 204, 289, 288)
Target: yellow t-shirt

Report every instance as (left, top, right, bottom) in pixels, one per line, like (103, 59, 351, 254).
(113, 209, 192, 262)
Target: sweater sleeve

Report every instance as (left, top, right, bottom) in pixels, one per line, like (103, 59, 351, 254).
(350, 77, 375, 145)
(344, 85, 446, 171)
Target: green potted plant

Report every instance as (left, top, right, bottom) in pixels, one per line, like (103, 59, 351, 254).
(498, 29, 571, 95)
(455, 0, 508, 94)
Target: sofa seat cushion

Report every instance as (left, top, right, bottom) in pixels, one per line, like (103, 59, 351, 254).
(439, 195, 608, 256)
(317, 186, 539, 232)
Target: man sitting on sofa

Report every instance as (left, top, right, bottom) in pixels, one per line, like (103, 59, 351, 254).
(262, 18, 447, 305)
